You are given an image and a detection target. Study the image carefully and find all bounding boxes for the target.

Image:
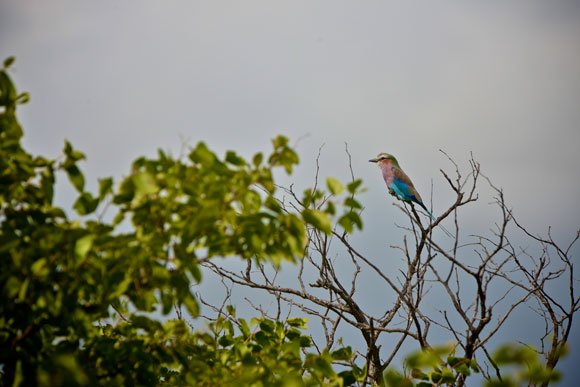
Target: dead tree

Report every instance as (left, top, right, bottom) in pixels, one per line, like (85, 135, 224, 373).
(201, 152, 578, 386)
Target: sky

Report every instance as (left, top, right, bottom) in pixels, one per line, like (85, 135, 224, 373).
(2, 0, 580, 383)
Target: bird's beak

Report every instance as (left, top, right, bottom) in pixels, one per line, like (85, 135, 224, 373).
(369, 158, 378, 163)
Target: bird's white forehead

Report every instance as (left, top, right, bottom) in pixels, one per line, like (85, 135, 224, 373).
(375, 152, 392, 159)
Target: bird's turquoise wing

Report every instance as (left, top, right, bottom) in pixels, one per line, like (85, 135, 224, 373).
(391, 167, 423, 203)
(390, 179, 416, 202)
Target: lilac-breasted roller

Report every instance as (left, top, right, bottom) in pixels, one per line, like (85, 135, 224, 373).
(369, 152, 435, 219)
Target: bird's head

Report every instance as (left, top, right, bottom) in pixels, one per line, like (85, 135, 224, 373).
(369, 152, 399, 166)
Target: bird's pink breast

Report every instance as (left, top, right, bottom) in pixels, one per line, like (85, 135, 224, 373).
(378, 160, 394, 186)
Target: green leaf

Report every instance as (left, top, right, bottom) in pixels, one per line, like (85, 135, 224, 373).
(405, 347, 444, 369)
(431, 371, 442, 383)
(331, 347, 353, 361)
(18, 278, 29, 302)
(265, 195, 282, 213)
(40, 168, 55, 203)
(272, 135, 289, 149)
(302, 209, 332, 234)
(75, 234, 95, 263)
(218, 335, 235, 347)
(302, 188, 314, 207)
(338, 370, 357, 386)
(325, 201, 336, 216)
(286, 317, 308, 329)
(109, 275, 132, 299)
(383, 368, 412, 387)
(16, 93, 29, 104)
(54, 354, 88, 385)
(411, 368, 429, 380)
(441, 367, 456, 383)
(346, 179, 363, 194)
(65, 164, 85, 192)
(239, 318, 251, 338)
(98, 177, 113, 199)
(113, 177, 135, 204)
(344, 196, 362, 209)
(132, 171, 158, 199)
(493, 344, 536, 365)
(64, 140, 86, 162)
(189, 142, 216, 166)
(183, 295, 199, 317)
(131, 315, 162, 333)
(225, 150, 246, 166)
(189, 264, 202, 283)
(351, 364, 366, 381)
(299, 335, 312, 348)
(326, 177, 344, 195)
(308, 355, 335, 378)
(3, 56, 15, 68)
(4, 276, 20, 298)
(0, 70, 17, 104)
(31, 258, 49, 278)
(252, 152, 263, 167)
(226, 304, 236, 317)
(268, 136, 299, 174)
(259, 319, 275, 333)
(338, 211, 363, 233)
(73, 192, 99, 215)
(456, 363, 471, 376)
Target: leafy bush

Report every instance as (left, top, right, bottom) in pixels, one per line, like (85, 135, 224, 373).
(0, 57, 359, 386)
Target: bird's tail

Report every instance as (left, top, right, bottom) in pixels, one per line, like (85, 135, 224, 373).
(417, 202, 454, 238)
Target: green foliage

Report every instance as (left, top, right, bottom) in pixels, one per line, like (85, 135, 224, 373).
(74, 311, 353, 386)
(302, 209, 333, 234)
(0, 58, 360, 386)
(384, 344, 477, 386)
(298, 177, 364, 235)
(174, 310, 357, 386)
(326, 177, 344, 195)
(484, 344, 563, 386)
(385, 343, 566, 387)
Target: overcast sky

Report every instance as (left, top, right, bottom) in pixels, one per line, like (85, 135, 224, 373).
(2, 0, 579, 382)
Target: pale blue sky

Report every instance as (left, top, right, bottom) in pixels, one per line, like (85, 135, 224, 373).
(2, 0, 579, 383)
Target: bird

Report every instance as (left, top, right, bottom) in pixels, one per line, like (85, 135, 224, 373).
(369, 152, 434, 214)
(369, 152, 454, 238)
